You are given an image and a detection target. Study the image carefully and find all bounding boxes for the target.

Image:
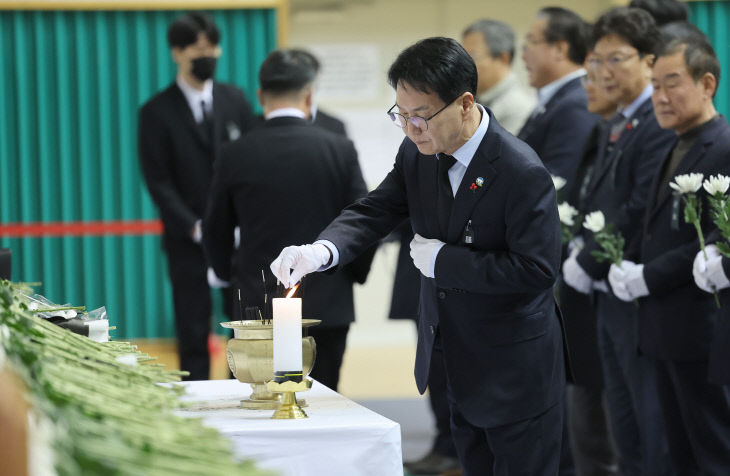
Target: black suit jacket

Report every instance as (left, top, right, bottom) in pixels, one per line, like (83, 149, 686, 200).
(318, 110, 566, 428)
(138, 81, 254, 242)
(576, 97, 676, 280)
(518, 77, 598, 198)
(203, 116, 369, 328)
(313, 109, 347, 136)
(637, 117, 730, 361)
(558, 121, 607, 389)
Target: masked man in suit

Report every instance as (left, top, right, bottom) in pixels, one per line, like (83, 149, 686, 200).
(609, 35, 730, 475)
(138, 13, 255, 380)
(202, 49, 372, 391)
(270, 37, 568, 475)
(563, 8, 676, 475)
(519, 7, 598, 198)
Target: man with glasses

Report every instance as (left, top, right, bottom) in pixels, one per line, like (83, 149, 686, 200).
(519, 7, 598, 199)
(138, 13, 255, 380)
(270, 37, 568, 475)
(461, 19, 534, 135)
(562, 7, 675, 476)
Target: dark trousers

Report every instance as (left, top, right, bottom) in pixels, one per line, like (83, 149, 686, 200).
(165, 239, 230, 381)
(567, 384, 619, 476)
(307, 325, 349, 392)
(429, 337, 457, 458)
(653, 359, 730, 476)
(437, 337, 562, 475)
(596, 294, 667, 476)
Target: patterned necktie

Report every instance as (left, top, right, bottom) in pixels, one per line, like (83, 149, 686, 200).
(437, 154, 457, 239)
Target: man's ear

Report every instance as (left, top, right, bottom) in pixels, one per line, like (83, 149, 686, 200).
(700, 72, 718, 99)
(256, 89, 265, 109)
(460, 91, 475, 114)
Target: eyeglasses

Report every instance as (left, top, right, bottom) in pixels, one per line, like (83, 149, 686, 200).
(387, 98, 457, 131)
(580, 75, 596, 86)
(587, 53, 638, 71)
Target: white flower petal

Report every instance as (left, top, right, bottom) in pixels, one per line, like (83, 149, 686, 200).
(583, 210, 605, 233)
(552, 175, 567, 191)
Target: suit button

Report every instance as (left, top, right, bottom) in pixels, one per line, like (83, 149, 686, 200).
(438, 291, 446, 299)
(429, 325, 436, 335)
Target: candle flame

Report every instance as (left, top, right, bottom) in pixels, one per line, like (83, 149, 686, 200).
(286, 284, 299, 299)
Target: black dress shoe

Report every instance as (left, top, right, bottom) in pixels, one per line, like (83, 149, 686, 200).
(404, 450, 460, 475)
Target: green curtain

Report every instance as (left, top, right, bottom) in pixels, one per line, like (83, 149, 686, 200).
(0, 9, 276, 338)
(688, 1, 730, 116)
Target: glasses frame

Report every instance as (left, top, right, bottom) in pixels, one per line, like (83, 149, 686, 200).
(587, 52, 639, 71)
(387, 97, 458, 131)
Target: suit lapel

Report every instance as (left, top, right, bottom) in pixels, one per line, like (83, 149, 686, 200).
(648, 132, 710, 224)
(211, 83, 224, 161)
(447, 130, 500, 243)
(589, 100, 651, 192)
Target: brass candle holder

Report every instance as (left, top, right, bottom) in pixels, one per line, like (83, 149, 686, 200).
(266, 378, 312, 419)
(220, 319, 320, 409)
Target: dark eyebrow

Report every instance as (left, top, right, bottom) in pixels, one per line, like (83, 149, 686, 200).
(395, 103, 430, 114)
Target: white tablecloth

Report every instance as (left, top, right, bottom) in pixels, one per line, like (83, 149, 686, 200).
(174, 379, 403, 476)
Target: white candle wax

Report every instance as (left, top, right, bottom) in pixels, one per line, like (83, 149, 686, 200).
(272, 297, 303, 373)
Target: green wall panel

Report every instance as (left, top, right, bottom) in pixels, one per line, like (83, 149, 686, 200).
(0, 9, 276, 338)
(689, 1, 730, 117)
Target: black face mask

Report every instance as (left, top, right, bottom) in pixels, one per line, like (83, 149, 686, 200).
(191, 56, 217, 81)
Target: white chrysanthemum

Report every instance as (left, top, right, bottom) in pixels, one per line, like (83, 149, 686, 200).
(703, 174, 730, 196)
(558, 202, 579, 226)
(583, 210, 605, 233)
(669, 173, 704, 194)
(552, 175, 567, 191)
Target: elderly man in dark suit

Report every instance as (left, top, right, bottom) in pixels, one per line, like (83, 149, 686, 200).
(270, 37, 567, 475)
(138, 13, 254, 380)
(610, 34, 730, 475)
(563, 8, 675, 476)
(519, 7, 598, 198)
(202, 49, 371, 392)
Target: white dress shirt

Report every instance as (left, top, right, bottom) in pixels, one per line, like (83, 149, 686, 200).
(177, 76, 214, 123)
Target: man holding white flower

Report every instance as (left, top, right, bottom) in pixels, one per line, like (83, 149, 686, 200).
(608, 34, 730, 474)
(562, 8, 675, 475)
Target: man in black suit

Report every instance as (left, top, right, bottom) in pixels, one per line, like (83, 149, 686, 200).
(138, 13, 254, 380)
(559, 60, 620, 476)
(519, 7, 598, 198)
(271, 37, 567, 475)
(563, 8, 675, 476)
(611, 35, 730, 475)
(202, 49, 370, 392)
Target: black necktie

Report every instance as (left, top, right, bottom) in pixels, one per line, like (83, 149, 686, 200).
(199, 99, 213, 144)
(437, 154, 457, 239)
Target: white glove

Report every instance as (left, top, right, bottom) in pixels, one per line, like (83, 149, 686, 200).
(608, 260, 649, 302)
(593, 280, 609, 293)
(693, 245, 730, 292)
(409, 233, 445, 279)
(270, 244, 331, 288)
(207, 267, 229, 289)
(234, 226, 241, 249)
(562, 248, 593, 294)
(191, 219, 202, 244)
(567, 236, 585, 256)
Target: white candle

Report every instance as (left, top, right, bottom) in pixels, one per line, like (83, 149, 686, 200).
(272, 297, 303, 376)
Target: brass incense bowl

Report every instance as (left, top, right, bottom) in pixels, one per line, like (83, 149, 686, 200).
(220, 319, 320, 409)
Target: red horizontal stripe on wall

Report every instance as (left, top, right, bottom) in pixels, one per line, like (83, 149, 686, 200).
(0, 220, 163, 237)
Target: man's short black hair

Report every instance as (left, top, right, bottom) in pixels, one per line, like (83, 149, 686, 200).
(259, 49, 319, 94)
(462, 19, 517, 64)
(538, 7, 591, 65)
(387, 37, 477, 105)
(593, 7, 661, 57)
(657, 34, 720, 96)
(168, 12, 220, 49)
(629, 0, 688, 26)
